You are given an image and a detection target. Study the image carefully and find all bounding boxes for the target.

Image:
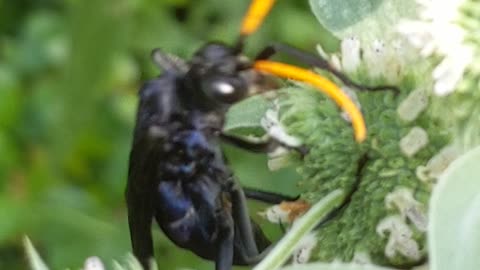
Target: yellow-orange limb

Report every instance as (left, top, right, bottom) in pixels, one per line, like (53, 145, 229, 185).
(254, 60, 367, 143)
(240, 0, 276, 36)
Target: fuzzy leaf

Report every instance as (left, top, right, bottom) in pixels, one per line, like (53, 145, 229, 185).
(223, 95, 271, 137)
(429, 145, 480, 270)
(309, 0, 416, 41)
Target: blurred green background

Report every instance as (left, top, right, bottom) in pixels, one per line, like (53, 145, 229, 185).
(0, 0, 337, 269)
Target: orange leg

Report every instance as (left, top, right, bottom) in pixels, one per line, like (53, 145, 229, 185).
(240, 0, 276, 36)
(254, 60, 367, 142)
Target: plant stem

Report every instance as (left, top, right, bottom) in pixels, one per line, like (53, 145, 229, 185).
(254, 189, 345, 270)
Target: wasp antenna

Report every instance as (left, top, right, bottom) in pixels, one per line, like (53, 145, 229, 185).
(240, 0, 276, 37)
(233, 35, 246, 55)
(151, 48, 188, 73)
(254, 44, 400, 94)
(254, 60, 367, 143)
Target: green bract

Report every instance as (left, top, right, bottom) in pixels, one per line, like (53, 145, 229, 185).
(24, 237, 49, 270)
(429, 142, 480, 270)
(224, 95, 271, 137)
(309, 0, 417, 42)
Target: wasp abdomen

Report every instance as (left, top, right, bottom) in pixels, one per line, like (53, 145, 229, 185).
(155, 179, 222, 259)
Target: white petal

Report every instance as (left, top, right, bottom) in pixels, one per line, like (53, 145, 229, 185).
(84, 257, 104, 270)
(341, 36, 361, 73)
(432, 47, 473, 96)
(330, 54, 342, 71)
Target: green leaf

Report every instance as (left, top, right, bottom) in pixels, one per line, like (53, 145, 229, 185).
(309, 0, 416, 41)
(223, 95, 271, 137)
(0, 65, 22, 129)
(281, 262, 400, 270)
(429, 145, 480, 270)
(24, 237, 49, 270)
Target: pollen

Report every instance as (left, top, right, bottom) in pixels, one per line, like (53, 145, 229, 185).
(260, 200, 310, 224)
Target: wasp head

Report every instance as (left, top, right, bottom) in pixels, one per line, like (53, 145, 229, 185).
(182, 42, 255, 109)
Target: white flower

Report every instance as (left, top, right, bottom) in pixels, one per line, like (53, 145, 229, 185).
(317, 35, 409, 85)
(399, 127, 429, 157)
(259, 204, 291, 224)
(432, 50, 473, 96)
(363, 39, 387, 78)
(385, 188, 428, 232)
(416, 144, 460, 181)
(261, 102, 302, 147)
(398, 0, 473, 96)
(84, 257, 105, 270)
(267, 147, 294, 171)
(341, 37, 361, 73)
(377, 215, 422, 260)
(397, 88, 429, 122)
(292, 233, 317, 264)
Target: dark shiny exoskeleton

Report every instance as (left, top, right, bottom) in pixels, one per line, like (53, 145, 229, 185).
(127, 43, 287, 270)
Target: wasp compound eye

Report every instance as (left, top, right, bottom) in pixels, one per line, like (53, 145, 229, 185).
(201, 76, 248, 104)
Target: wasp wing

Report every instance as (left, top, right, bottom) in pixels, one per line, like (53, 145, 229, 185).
(127, 74, 181, 267)
(151, 48, 189, 75)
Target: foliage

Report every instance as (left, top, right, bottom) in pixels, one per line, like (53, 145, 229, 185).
(429, 145, 480, 270)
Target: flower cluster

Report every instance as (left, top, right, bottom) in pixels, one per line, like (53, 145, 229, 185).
(398, 0, 475, 96)
(258, 28, 453, 266)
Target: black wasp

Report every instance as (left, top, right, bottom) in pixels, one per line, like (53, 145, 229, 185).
(126, 0, 389, 269)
